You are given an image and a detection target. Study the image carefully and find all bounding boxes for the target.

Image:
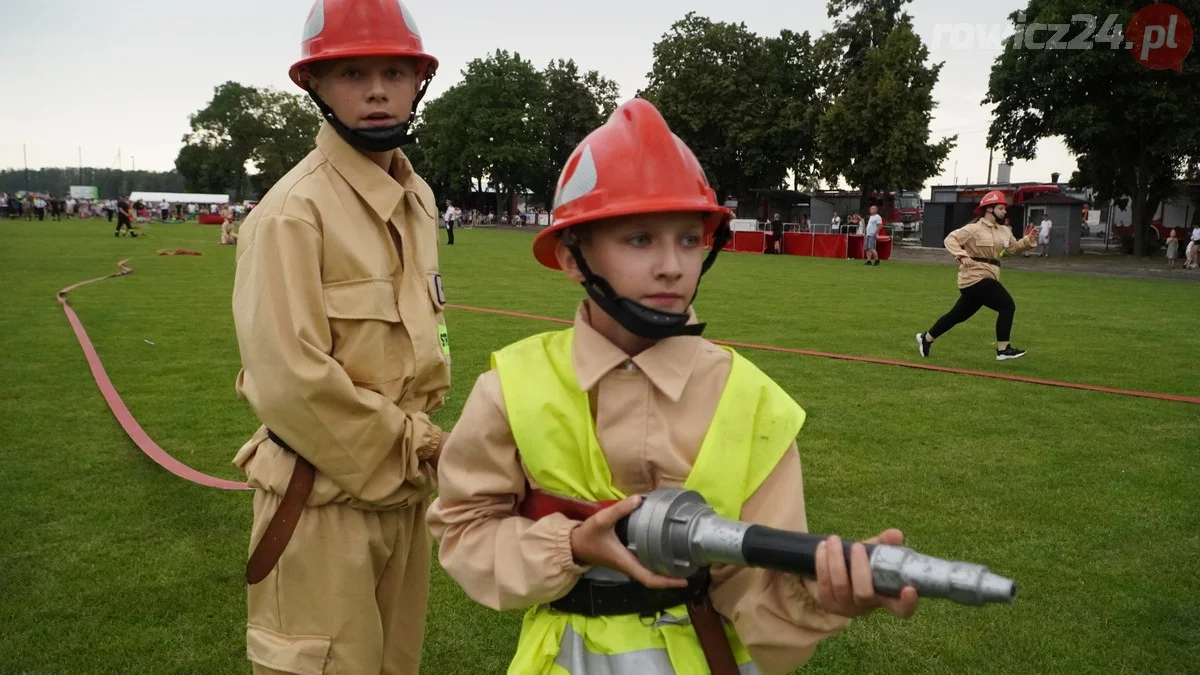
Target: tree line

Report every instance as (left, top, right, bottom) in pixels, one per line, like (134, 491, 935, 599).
(0, 167, 184, 198)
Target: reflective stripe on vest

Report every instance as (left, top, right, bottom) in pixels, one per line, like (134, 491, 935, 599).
(555, 624, 764, 675)
(492, 328, 805, 675)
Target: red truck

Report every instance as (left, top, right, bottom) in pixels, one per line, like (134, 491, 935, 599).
(817, 190, 924, 231)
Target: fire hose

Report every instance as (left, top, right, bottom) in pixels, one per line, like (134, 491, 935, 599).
(616, 488, 1016, 607)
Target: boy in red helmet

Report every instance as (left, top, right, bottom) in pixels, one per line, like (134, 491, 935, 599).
(427, 98, 919, 675)
(916, 190, 1039, 361)
(230, 1, 450, 673)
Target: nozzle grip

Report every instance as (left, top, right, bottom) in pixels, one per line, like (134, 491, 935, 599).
(741, 525, 874, 579)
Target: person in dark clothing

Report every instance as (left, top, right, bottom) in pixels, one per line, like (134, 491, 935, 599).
(769, 213, 785, 254)
(115, 197, 137, 237)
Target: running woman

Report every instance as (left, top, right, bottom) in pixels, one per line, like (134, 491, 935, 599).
(916, 190, 1038, 361)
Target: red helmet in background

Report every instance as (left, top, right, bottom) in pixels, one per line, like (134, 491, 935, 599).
(533, 98, 732, 270)
(974, 190, 1009, 217)
(288, 0, 437, 88)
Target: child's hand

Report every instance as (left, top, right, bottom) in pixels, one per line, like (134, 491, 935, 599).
(814, 529, 919, 619)
(570, 495, 689, 590)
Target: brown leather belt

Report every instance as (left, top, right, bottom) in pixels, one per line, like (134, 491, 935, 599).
(244, 430, 316, 585)
(687, 593, 741, 675)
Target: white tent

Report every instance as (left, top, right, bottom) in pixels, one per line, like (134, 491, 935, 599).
(129, 192, 229, 204)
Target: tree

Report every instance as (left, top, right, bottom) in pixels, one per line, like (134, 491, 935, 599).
(465, 51, 552, 213)
(409, 84, 478, 202)
(411, 50, 552, 214)
(176, 82, 271, 201)
(175, 82, 322, 201)
(251, 89, 323, 197)
(817, 0, 954, 211)
(537, 59, 620, 206)
(751, 30, 825, 191)
(640, 13, 825, 199)
(823, 0, 913, 90)
(984, 0, 1200, 255)
(818, 22, 956, 210)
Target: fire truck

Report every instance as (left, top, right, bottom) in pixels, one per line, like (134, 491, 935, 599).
(816, 190, 924, 232)
(950, 183, 1190, 240)
(1108, 202, 1194, 241)
(952, 184, 1064, 209)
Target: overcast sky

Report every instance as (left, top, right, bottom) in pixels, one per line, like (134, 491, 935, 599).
(0, 0, 1078, 194)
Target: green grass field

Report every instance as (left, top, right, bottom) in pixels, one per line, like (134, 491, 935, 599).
(2, 220, 1198, 674)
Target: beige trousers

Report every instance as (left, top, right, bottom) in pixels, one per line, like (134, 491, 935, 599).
(245, 490, 431, 675)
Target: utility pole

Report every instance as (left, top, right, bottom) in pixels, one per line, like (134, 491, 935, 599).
(23, 144, 29, 191)
(986, 146, 994, 184)
(79, 146, 84, 183)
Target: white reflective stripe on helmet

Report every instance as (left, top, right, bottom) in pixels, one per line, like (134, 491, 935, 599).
(554, 145, 598, 210)
(301, 0, 324, 40)
(397, 0, 421, 37)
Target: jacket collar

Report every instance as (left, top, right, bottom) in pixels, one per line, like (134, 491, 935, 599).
(570, 301, 703, 403)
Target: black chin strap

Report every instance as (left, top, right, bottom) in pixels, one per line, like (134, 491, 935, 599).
(565, 223, 732, 341)
(305, 76, 433, 152)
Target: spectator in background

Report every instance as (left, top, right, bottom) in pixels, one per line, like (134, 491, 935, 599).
(1165, 228, 1180, 270)
(1039, 214, 1053, 257)
(831, 212, 842, 232)
(444, 200, 457, 244)
(220, 208, 238, 245)
(770, 212, 784, 254)
(1190, 224, 1200, 268)
(864, 205, 883, 266)
(160, 199, 170, 222)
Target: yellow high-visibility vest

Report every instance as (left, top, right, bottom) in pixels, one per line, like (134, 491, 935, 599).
(491, 328, 805, 675)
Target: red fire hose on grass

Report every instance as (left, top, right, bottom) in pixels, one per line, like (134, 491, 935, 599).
(56, 260, 1198, 492)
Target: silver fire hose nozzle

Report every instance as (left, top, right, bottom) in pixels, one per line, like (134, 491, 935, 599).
(620, 488, 1016, 607)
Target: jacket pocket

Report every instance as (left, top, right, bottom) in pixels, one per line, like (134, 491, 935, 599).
(246, 624, 333, 675)
(322, 278, 405, 384)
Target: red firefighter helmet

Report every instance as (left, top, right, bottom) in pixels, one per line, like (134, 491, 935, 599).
(532, 98, 732, 270)
(974, 190, 1009, 216)
(288, 0, 438, 89)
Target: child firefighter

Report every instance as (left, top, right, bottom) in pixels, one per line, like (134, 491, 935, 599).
(230, 1, 451, 672)
(426, 98, 919, 675)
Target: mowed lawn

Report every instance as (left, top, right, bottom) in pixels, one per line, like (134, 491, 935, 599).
(1, 220, 1197, 674)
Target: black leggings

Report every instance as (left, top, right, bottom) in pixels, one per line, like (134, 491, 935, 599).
(929, 278, 1016, 342)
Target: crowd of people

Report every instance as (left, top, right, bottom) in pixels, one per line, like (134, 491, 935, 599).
(1, 191, 248, 224)
(2, 190, 251, 246)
